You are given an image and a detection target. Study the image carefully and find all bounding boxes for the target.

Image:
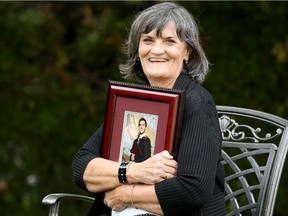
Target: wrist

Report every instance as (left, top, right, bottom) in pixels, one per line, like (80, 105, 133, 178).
(130, 184, 137, 209)
(118, 162, 129, 183)
(126, 162, 139, 183)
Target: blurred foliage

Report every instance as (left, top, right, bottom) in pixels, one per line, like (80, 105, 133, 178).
(0, 1, 287, 215)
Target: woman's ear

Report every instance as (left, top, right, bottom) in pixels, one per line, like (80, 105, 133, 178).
(185, 46, 192, 61)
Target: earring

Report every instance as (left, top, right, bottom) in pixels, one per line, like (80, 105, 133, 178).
(184, 59, 188, 64)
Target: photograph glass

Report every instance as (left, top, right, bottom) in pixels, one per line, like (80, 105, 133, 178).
(119, 111, 158, 162)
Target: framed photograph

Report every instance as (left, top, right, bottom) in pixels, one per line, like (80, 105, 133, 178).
(101, 80, 186, 162)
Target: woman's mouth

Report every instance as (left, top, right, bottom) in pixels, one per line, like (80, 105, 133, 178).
(148, 58, 168, 62)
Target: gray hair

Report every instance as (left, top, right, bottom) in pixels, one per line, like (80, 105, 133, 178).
(119, 2, 209, 84)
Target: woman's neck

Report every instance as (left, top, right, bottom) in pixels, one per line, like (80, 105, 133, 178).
(148, 77, 177, 89)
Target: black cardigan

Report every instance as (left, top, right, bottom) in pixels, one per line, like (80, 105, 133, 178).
(72, 73, 225, 216)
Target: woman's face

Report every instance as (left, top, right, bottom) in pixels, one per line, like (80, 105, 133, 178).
(138, 21, 191, 88)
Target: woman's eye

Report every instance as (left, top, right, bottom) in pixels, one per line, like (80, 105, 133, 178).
(143, 38, 153, 42)
(165, 39, 175, 44)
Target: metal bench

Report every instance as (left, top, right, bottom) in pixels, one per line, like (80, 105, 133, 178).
(42, 105, 288, 216)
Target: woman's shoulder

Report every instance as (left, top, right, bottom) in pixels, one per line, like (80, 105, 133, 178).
(174, 73, 217, 115)
(174, 73, 213, 98)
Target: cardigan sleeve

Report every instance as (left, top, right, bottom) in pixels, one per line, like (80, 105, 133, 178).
(72, 124, 104, 191)
(155, 87, 222, 215)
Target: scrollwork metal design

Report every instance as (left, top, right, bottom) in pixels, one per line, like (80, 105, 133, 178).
(219, 115, 283, 143)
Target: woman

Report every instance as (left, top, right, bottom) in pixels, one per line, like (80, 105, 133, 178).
(72, 2, 225, 216)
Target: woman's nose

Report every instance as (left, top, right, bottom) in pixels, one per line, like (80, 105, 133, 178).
(150, 41, 165, 54)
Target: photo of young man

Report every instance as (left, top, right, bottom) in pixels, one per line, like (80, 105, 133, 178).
(130, 117, 151, 162)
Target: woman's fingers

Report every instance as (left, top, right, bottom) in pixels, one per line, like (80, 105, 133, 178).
(104, 186, 128, 211)
(129, 150, 178, 184)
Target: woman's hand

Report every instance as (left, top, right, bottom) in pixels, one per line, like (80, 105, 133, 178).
(104, 151, 177, 212)
(104, 184, 163, 214)
(128, 150, 178, 184)
(104, 184, 130, 211)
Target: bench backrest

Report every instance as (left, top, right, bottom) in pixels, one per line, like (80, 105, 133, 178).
(217, 106, 288, 216)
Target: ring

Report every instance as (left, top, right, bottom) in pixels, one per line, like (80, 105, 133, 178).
(165, 172, 168, 179)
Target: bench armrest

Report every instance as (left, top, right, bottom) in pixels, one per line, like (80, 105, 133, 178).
(42, 193, 94, 216)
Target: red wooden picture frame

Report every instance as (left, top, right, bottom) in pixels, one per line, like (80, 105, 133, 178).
(101, 80, 185, 162)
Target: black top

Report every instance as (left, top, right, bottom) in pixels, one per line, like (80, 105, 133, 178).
(72, 73, 225, 216)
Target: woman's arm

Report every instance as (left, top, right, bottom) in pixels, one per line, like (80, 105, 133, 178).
(83, 157, 121, 192)
(83, 150, 178, 193)
(104, 184, 164, 215)
(154, 92, 223, 215)
(103, 150, 178, 214)
(132, 184, 163, 215)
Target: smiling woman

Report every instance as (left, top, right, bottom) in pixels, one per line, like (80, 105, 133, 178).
(72, 2, 225, 216)
(138, 22, 191, 88)
(119, 2, 209, 85)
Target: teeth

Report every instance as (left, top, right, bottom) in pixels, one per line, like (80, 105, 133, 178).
(149, 58, 167, 62)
